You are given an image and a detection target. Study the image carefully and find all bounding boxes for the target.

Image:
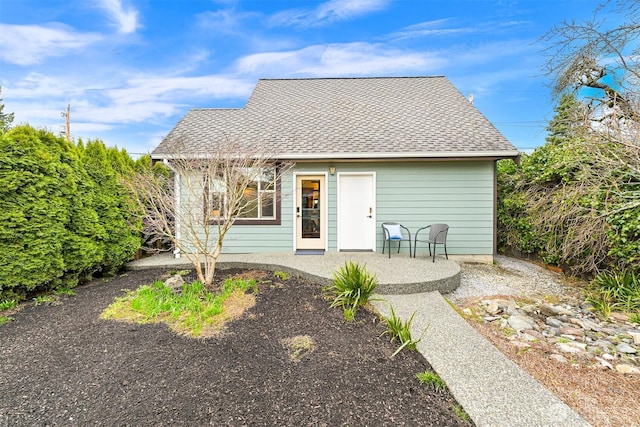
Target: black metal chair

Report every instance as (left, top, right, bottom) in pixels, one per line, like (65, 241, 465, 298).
(381, 222, 412, 258)
(414, 224, 449, 262)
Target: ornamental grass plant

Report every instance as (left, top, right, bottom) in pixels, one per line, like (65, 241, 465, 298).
(325, 261, 378, 321)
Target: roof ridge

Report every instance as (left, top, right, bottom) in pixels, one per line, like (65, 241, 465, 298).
(258, 76, 446, 82)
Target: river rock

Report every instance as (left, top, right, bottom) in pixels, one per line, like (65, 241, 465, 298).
(540, 303, 573, 317)
(545, 317, 563, 328)
(556, 342, 587, 353)
(164, 274, 185, 293)
(616, 343, 637, 354)
(508, 314, 535, 331)
(616, 364, 640, 374)
(522, 329, 544, 341)
(549, 354, 568, 364)
(609, 312, 629, 322)
(569, 317, 600, 332)
(559, 326, 584, 337)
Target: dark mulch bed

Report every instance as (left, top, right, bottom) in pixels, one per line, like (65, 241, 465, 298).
(0, 268, 470, 426)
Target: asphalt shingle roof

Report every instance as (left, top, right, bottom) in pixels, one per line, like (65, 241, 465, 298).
(152, 76, 518, 159)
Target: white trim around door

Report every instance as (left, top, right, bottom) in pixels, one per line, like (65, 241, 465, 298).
(293, 172, 328, 251)
(336, 172, 376, 251)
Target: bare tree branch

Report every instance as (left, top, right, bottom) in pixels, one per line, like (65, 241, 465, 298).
(129, 136, 294, 289)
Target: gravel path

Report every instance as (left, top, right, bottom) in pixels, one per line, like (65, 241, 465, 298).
(447, 255, 579, 303)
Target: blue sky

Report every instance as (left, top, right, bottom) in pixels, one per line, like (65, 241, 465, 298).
(0, 0, 604, 156)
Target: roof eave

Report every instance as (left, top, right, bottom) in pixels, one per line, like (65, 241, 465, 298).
(151, 150, 521, 161)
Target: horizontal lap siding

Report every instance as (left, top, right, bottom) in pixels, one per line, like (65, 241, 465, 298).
(375, 161, 494, 256)
(179, 173, 295, 254)
(218, 173, 294, 253)
(180, 161, 495, 255)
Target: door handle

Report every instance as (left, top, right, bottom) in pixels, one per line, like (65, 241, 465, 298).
(367, 207, 372, 218)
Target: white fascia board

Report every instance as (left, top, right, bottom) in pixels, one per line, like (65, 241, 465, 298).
(152, 150, 520, 161)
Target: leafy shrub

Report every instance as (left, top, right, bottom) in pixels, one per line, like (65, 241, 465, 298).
(325, 261, 378, 321)
(0, 126, 143, 300)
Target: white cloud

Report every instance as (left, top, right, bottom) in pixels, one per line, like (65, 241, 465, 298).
(6, 72, 85, 98)
(270, 0, 389, 28)
(6, 71, 254, 127)
(97, 0, 140, 34)
(235, 43, 447, 77)
(106, 75, 255, 108)
(388, 19, 473, 41)
(0, 23, 102, 66)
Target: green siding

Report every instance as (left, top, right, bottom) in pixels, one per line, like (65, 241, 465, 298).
(375, 162, 495, 256)
(180, 160, 495, 256)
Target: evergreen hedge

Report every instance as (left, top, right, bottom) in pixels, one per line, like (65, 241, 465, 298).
(0, 125, 143, 300)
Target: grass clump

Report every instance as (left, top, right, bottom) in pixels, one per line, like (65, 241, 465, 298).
(101, 277, 258, 338)
(32, 295, 61, 306)
(0, 315, 13, 326)
(380, 305, 428, 357)
(586, 269, 640, 318)
(274, 271, 290, 280)
(324, 261, 378, 321)
(0, 299, 18, 311)
(416, 370, 447, 392)
(452, 404, 471, 424)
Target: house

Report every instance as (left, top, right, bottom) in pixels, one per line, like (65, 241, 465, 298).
(152, 76, 519, 261)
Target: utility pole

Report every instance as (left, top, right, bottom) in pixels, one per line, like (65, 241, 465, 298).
(61, 104, 70, 142)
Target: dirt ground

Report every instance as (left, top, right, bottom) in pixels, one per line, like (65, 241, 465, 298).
(0, 268, 470, 426)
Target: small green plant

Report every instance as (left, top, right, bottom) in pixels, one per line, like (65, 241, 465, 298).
(324, 261, 378, 321)
(0, 299, 18, 311)
(168, 269, 191, 276)
(0, 315, 13, 326)
(54, 287, 75, 297)
(630, 312, 640, 324)
(452, 404, 471, 424)
(380, 305, 428, 357)
(343, 307, 356, 322)
(274, 271, 290, 280)
(32, 295, 59, 306)
(586, 270, 640, 317)
(416, 370, 447, 392)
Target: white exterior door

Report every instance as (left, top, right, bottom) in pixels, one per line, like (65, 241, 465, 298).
(337, 173, 375, 251)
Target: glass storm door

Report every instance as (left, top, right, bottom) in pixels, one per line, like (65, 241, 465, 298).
(296, 175, 326, 250)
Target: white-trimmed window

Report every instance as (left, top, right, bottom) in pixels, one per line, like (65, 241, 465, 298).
(206, 165, 279, 225)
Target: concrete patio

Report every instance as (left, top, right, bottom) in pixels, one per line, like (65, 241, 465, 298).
(126, 251, 461, 295)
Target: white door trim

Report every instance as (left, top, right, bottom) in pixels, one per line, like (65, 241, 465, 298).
(336, 172, 376, 251)
(292, 172, 329, 251)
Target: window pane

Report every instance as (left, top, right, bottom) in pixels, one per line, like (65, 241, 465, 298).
(210, 193, 224, 218)
(260, 167, 275, 191)
(261, 193, 275, 218)
(239, 183, 258, 218)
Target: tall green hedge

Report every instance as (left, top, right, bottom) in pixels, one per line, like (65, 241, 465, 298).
(0, 125, 142, 299)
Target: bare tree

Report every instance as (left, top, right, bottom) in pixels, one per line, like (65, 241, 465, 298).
(542, 0, 640, 124)
(520, 0, 640, 274)
(133, 138, 293, 290)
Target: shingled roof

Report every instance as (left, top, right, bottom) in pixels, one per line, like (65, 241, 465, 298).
(152, 76, 519, 160)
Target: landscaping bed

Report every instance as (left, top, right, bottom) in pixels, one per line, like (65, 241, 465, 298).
(0, 268, 470, 426)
